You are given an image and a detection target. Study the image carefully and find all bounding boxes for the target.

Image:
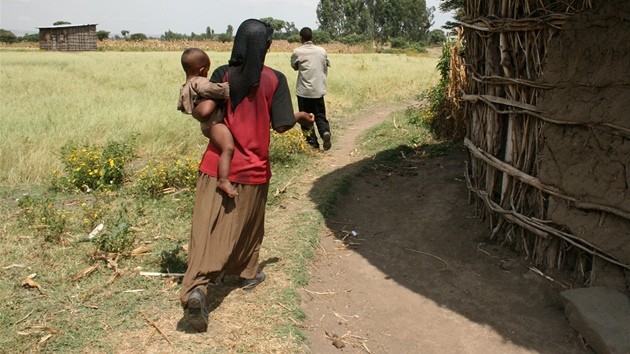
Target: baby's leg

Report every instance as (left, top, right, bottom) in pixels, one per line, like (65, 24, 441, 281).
(211, 123, 238, 197)
(200, 103, 225, 139)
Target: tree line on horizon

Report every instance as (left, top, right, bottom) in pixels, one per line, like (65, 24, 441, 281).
(1, 0, 463, 47)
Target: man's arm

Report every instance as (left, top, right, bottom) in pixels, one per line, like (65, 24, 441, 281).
(290, 51, 299, 71)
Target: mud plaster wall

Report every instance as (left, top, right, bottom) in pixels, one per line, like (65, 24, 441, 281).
(537, 0, 630, 266)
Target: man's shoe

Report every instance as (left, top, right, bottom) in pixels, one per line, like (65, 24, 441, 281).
(241, 271, 266, 291)
(322, 132, 331, 151)
(186, 288, 208, 332)
(305, 137, 320, 150)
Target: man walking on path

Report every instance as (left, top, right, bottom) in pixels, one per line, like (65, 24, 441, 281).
(291, 27, 332, 150)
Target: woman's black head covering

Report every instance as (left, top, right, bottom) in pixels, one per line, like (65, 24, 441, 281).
(228, 19, 274, 112)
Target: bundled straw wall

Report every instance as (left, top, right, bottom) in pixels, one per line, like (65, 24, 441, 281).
(459, 0, 630, 288)
(39, 24, 97, 52)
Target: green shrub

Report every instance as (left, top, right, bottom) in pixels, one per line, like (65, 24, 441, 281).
(19, 33, 39, 43)
(409, 43, 428, 53)
(132, 152, 199, 196)
(269, 128, 312, 163)
(428, 29, 447, 46)
(272, 32, 289, 40)
(414, 39, 455, 130)
(0, 29, 17, 43)
(97, 222, 134, 253)
(380, 48, 406, 54)
(17, 195, 74, 243)
(78, 197, 110, 230)
(390, 37, 408, 48)
(287, 34, 300, 43)
(159, 246, 187, 273)
(57, 139, 136, 192)
(340, 34, 369, 46)
(218, 34, 233, 43)
(128, 33, 147, 41)
(312, 30, 331, 44)
(96, 30, 110, 41)
(16, 192, 114, 245)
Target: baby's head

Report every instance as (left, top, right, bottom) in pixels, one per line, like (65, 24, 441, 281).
(181, 48, 210, 78)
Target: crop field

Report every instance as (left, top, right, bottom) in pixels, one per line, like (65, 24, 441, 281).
(0, 47, 439, 352)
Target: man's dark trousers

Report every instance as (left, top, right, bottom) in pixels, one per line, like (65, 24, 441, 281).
(298, 96, 329, 148)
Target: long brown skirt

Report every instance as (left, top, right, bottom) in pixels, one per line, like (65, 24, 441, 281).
(179, 173, 269, 307)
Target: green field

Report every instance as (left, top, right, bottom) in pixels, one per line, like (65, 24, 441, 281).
(1, 51, 438, 189)
(0, 49, 438, 352)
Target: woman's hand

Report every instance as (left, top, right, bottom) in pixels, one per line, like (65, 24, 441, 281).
(295, 112, 315, 126)
(274, 112, 315, 133)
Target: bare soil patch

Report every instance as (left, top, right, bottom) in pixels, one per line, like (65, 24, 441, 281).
(298, 105, 588, 353)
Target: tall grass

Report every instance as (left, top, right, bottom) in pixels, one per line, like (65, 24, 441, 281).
(1, 51, 438, 190)
(1, 51, 197, 188)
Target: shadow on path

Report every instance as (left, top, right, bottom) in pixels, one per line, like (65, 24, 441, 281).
(303, 145, 585, 353)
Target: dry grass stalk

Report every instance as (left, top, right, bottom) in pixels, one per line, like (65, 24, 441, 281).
(144, 328, 157, 348)
(21, 273, 42, 293)
(107, 271, 122, 284)
(139, 271, 185, 277)
(38, 334, 53, 344)
(304, 289, 336, 296)
(476, 243, 499, 259)
(25, 326, 61, 334)
(404, 248, 450, 271)
(79, 284, 99, 302)
(3, 264, 31, 270)
(274, 176, 297, 196)
(315, 237, 328, 256)
(528, 267, 571, 289)
(275, 301, 292, 312)
(13, 310, 35, 326)
(129, 246, 151, 256)
(69, 265, 98, 282)
(141, 311, 172, 345)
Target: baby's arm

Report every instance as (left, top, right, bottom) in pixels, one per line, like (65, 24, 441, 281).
(195, 80, 229, 100)
(193, 100, 219, 123)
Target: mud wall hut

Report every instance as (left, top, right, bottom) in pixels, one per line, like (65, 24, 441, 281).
(459, 0, 629, 290)
(37, 24, 97, 51)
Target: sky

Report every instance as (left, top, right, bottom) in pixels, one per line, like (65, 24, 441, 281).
(0, 0, 454, 37)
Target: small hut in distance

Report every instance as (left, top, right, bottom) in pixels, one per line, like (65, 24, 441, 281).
(37, 24, 97, 51)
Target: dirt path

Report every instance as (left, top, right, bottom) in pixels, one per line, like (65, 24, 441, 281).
(296, 105, 588, 353)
